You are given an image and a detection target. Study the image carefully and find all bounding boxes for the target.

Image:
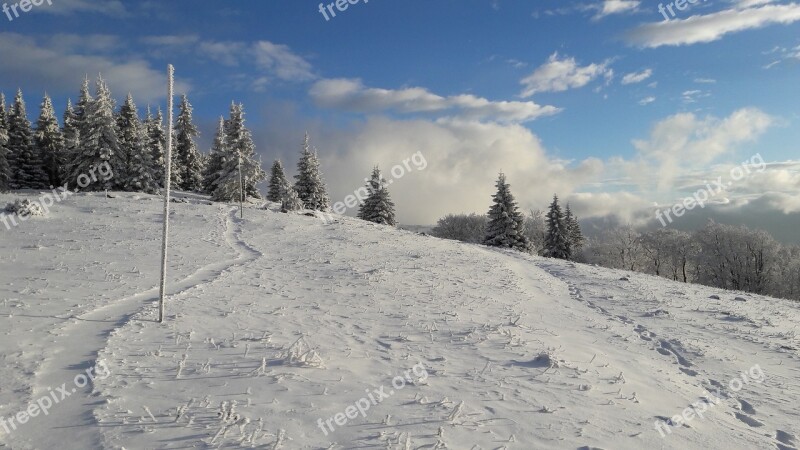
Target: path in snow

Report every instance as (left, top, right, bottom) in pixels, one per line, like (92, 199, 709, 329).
(7, 206, 262, 450)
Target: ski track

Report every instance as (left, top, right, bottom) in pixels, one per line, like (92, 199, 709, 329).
(7, 206, 261, 450)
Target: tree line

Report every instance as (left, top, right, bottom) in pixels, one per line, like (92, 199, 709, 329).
(0, 77, 396, 226)
(432, 173, 800, 302)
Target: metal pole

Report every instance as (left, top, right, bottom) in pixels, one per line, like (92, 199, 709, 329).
(158, 64, 175, 324)
(238, 155, 244, 219)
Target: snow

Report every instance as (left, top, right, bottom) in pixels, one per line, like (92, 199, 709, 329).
(0, 190, 798, 449)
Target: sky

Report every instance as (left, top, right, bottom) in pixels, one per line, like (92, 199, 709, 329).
(0, 0, 798, 241)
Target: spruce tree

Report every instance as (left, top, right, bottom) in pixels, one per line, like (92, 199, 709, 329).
(36, 94, 66, 188)
(267, 159, 288, 202)
(212, 103, 265, 202)
(71, 76, 120, 191)
(174, 95, 203, 191)
(544, 194, 571, 260)
(564, 203, 585, 257)
(294, 132, 330, 211)
(8, 89, 48, 189)
(62, 99, 80, 186)
(117, 94, 157, 193)
(483, 173, 530, 252)
(66, 78, 94, 189)
(145, 107, 167, 188)
(357, 166, 396, 226)
(0, 93, 11, 192)
(202, 117, 225, 194)
(280, 178, 303, 212)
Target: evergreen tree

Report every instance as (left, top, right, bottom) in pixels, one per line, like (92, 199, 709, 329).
(0, 93, 11, 192)
(36, 94, 66, 188)
(280, 178, 303, 212)
(294, 132, 329, 211)
(7, 89, 48, 189)
(65, 78, 94, 189)
(70, 76, 120, 191)
(117, 94, 157, 193)
(544, 194, 571, 260)
(174, 95, 204, 191)
(564, 203, 585, 257)
(212, 103, 265, 201)
(483, 173, 530, 252)
(145, 107, 167, 188)
(357, 166, 396, 226)
(202, 117, 226, 194)
(62, 98, 80, 186)
(267, 159, 288, 202)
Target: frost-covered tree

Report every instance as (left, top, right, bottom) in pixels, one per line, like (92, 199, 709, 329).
(432, 213, 488, 244)
(280, 178, 303, 213)
(523, 209, 547, 255)
(357, 166, 396, 226)
(202, 117, 226, 194)
(70, 76, 120, 191)
(544, 195, 571, 260)
(117, 94, 157, 193)
(212, 103, 265, 202)
(294, 132, 329, 211)
(267, 159, 288, 202)
(174, 95, 204, 191)
(564, 203, 584, 257)
(8, 89, 48, 189)
(0, 93, 11, 192)
(62, 99, 80, 185)
(36, 94, 66, 188)
(145, 107, 167, 188)
(483, 173, 531, 252)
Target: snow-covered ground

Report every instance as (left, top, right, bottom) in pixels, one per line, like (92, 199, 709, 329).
(0, 191, 798, 449)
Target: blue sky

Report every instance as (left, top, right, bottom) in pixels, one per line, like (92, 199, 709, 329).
(1, 0, 799, 239)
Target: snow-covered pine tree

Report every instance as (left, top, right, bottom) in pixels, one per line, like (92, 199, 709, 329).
(117, 94, 157, 193)
(294, 132, 330, 211)
(357, 166, 396, 226)
(267, 159, 288, 202)
(564, 203, 584, 257)
(201, 117, 225, 194)
(0, 93, 11, 192)
(544, 194, 571, 260)
(145, 107, 167, 188)
(483, 172, 531, 252)
(8, 90, 48, 189)
(62, 99, 80, 186)
(212, 103, 265, 202)
(174, 95, 204, 191)
(36, 94, 66, 188)
(280, 178, 303, 212)
(70, 76, 120, 191)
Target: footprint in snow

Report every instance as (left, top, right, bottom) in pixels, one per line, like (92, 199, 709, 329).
(734, 412, 764, 427)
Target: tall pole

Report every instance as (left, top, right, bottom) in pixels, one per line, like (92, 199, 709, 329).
(158, 64, 175, 324)
(238, 155, 244, 219)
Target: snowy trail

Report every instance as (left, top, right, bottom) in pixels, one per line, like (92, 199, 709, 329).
(6, 206, 262, 450)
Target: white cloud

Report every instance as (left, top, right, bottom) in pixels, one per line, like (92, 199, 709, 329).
(594, 0, 640, 19)
(621, 68, 653, 84)
(693, 77, 717, 83)
(638, 96, 656, 105)
(0, 32, 189, 103)
(252, 41, 315, 82)
(520, 52, 613, 97)
(309, 78, 561, 123)
(626, 108, 774, 190)
(626, 3, 800, 48)
(31, 0, 127, 16)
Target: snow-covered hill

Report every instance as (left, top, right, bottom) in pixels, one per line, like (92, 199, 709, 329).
(0, 191, 798, 450)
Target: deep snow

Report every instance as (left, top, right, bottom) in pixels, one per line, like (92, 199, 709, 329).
(0, 191, 798, 449)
